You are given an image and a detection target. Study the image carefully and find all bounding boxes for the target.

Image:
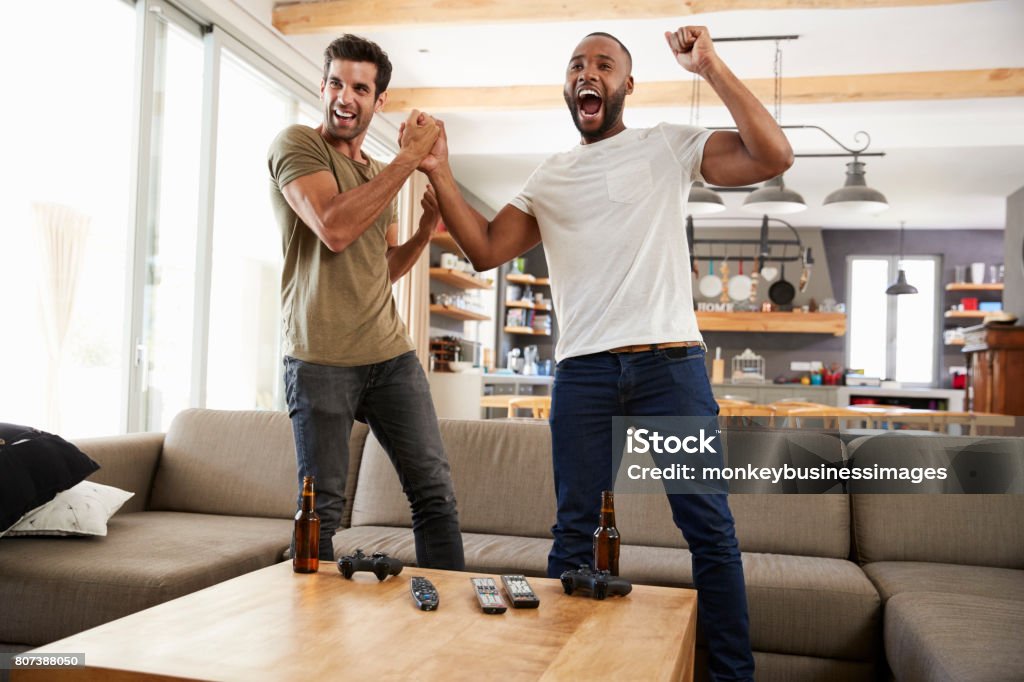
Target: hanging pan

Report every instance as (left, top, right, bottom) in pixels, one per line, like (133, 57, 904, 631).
(728, 256, 753, 302)
(768, 248, 796, 306)
(698, 257, 723, 299)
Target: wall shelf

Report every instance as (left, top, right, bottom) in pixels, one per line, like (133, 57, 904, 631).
(696, 311, 846, 335)
(944, 310, 988, 319)
(504, 326, 551, 336)
(506, 273, 550, 285)
(430, 232, 463, 255)
(945, 283, 1003, 292)
(505, 300, 552, 311)
(430, 304, 489, 322)
(429, 267, 493, 289)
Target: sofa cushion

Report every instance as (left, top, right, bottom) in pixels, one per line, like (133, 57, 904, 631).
(851, 493, 1024, 568)
(351, 420, 851, 560)
(863, 561, 1024, 603)
(4, 481, 133, 537)
(350, 419, 556, 538)
(885, 592, 1024, 682)
(619, 548, 880, 662)
(149, 409, 368, 524)
(333, 525, 551, 577)
(751, 652, 876, 682)
(615, 493, 851, 560)
(0, 423, 99, 532)
(0, 511, 291, 646)
(74, 432, 164, 514)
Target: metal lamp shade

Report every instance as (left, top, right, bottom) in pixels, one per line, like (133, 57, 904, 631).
(687, 182, 726, 215)
(824, 161, 889, 214)
(742, 175, 807, 214)
(886, 269, 918, 295)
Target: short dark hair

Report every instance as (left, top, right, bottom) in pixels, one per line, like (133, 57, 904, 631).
(322, 34, 393, 96)
(584, 32, 632, 71)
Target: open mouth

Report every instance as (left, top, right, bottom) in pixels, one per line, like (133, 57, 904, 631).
(333, 108, 356, 125)
(576, 88, 603, 121)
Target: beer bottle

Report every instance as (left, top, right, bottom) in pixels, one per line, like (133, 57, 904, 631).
(293, 476, 320, 573)
(593, 490, 620, 576)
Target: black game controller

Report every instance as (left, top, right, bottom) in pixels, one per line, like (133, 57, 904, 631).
(337, 549, 404, 581)
(560, 565, 632, 600)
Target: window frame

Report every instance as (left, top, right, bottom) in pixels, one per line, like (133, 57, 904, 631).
(844, 253, 942, 387)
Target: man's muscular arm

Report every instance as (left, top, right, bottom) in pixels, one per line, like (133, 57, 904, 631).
(665, 26, 793, 187)
(281, 110, 439, 253)
(385, 185, 439, 282)
(402, 120, 541, 272)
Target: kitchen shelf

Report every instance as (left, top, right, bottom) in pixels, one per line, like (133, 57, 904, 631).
(945, 339, 966, 346)
(429, 267, 493, 289)
(944, 311, 988, 319)
(504, 326, 552, 336)
(945, 283, 1003, 291)
(505, 300, 552, 311)
(506, 273, 550, 285)
(430, 232, 463, 255)
(429, 304, 489, 322)
(696, 311, 846, 336)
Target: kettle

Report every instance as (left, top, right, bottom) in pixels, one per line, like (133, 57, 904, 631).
(523, 345, 539, 375)
(507, 348, 524, 374)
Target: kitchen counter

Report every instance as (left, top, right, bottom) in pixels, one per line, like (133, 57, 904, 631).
(837, 386, 964, 411)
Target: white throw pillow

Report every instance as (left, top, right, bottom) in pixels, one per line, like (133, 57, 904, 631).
(4, 481, 134, 537)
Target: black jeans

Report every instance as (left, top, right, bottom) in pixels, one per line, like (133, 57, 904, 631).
(284, 351, 464, 569)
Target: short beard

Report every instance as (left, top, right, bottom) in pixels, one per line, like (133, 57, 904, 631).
(564, 80, 628, 141)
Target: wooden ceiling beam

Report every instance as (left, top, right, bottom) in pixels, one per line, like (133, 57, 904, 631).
(382, 68, 1024, 112)
(273, 0, 981, 35)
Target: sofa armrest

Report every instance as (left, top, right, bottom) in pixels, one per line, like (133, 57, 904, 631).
(72, 433, 164, 513)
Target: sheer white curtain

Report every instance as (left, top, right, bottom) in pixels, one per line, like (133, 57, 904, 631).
(393, 174, 432, 370)
(33, 202, 91, 430)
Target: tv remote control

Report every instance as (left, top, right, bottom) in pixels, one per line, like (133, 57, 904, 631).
(410, 576, 439, 611)
(501, 574, 540, 609)
(470, 577, 507, 614)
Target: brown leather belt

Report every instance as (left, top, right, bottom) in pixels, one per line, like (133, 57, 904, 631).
(608, 341, 703, 353)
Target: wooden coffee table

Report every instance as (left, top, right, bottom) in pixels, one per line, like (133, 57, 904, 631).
(15, 561, 697, 681)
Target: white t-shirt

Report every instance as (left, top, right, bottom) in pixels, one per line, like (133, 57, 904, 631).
(510, 123, 713, 362)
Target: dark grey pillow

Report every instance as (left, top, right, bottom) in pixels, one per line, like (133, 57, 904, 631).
(0, 423, 100, 532)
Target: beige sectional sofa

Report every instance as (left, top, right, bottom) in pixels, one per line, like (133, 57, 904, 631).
(1, 409, 1021, 682)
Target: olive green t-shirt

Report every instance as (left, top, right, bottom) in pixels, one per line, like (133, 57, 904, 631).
(267, 125, 413, 366)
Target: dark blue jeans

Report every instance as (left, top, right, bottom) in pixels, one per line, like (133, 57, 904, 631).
(548, 347, 754, 682)
(284, 351, 464, 569)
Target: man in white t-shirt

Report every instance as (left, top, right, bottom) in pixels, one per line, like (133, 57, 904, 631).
(413, 27, 791, 681)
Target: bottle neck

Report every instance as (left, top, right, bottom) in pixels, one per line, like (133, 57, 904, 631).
(301, 477, 316, 512)
(599, 491, 616, 527)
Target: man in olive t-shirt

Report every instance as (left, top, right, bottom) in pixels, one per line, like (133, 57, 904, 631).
(267, 34, 464, 569)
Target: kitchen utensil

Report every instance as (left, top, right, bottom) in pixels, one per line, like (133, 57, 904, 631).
(768, 251, 796, 306)
(506, 348, 523, 373)
(728, 257, 753, 302)
(798, 247, 812, 292)
(748, 258, 761, 303)
(698, 258, 723, 298)
(760, 265, 779, 282)
(523, 345, 539, 375)
(718, 257, 731, 303)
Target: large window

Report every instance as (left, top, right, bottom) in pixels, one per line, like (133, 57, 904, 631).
(205, 49, 319, 411)
(847, 255, 940, 385)
(1, 0, 403, 436)
(0, 0, 136, 437)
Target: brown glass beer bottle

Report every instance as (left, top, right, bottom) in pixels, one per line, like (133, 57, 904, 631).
(593, 490, 620, 575)
(293, 476, 320, 573)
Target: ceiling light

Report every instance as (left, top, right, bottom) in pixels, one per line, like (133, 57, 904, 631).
(886, 221, 918, 295)
(742, 175, 807, 214)
(824, 159, 889, 213)
(687, 182, 726, 214)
